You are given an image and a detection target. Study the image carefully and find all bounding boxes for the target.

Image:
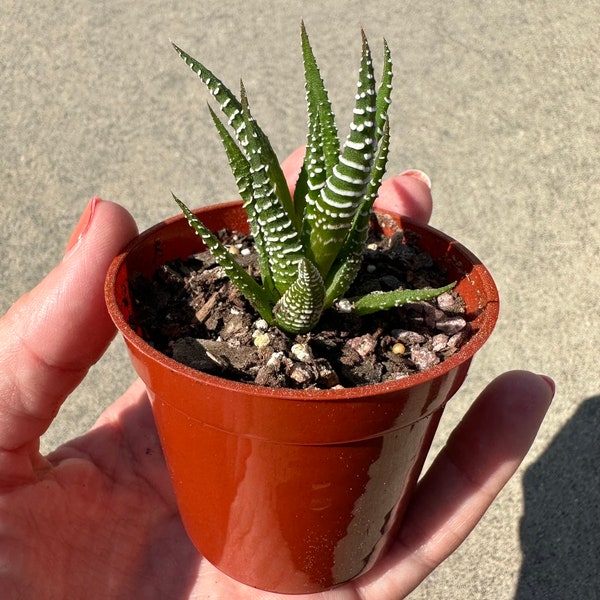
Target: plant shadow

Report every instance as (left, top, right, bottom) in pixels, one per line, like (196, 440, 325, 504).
(514, 395, 600, 599)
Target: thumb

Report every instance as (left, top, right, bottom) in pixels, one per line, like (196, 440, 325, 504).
(374, 170, 433, 225)
(280, 145, 306, 195)
(0, 198, 137, 460)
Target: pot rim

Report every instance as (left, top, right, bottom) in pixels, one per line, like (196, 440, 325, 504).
(105, 200, 499, 401)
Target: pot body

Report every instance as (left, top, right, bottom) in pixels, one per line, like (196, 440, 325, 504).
(105, 201, 498, 593)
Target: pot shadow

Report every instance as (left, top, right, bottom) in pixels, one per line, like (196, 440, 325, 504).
(514, 395, 600, 599)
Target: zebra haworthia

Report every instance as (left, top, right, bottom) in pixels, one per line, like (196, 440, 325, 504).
(172, 24, 454, 335)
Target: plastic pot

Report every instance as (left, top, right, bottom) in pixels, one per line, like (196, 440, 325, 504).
(105, 200, 499, 594)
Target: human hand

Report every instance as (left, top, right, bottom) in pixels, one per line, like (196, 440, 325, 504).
(0, 159, 553, 599)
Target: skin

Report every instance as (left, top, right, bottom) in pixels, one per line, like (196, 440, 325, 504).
(0, 152, 554, 599)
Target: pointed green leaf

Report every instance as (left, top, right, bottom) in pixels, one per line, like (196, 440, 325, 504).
(309, 30, 379, 277)
(207, 104, 277, 298)
(301, 22, 339, 175)
(324, 119, 391, 306)
(172, 194, 277, 323)
(173, 43, 297, 232)
(352, 283, 456, 316)
(300, 23, 340, 249)
(173, 43, 245, 139)
(323, 252, 364, 308)
(362, 116, 391, 212)
(292, 161, 310, 222)
(375, 39, 393, 140)
(207, 104, 251, 202)
(238, 88, 305, 295)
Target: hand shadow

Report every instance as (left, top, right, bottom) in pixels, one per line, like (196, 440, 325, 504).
(514, 395, 600, 599)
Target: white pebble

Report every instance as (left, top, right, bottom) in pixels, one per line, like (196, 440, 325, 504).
(336, 299, 353, 313)
(253, 333, 271, 348)
(254, 319, 269, 331)
(291, 343, 312, 362)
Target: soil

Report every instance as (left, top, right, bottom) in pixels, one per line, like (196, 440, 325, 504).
(128, 214, 470, 389)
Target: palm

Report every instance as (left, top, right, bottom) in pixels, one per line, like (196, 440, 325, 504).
(1, 382, 196, 598)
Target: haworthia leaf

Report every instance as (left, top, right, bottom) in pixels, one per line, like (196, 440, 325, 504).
(292, 161, 310, 224)
(351, 283, 456, 316)
(273, 258, 325, 334)
(323, 252, 363, 308)
(172, 194, 276, 323)
(207, 105, 276, 299)
(324, 118, 391, 307)
(301, 22, 339, 175)
(375, 39, 393, 140)
(309, 31, 379, 277)
(300, 23, 340, 250)
(172, 43, 298, 233)
(238, 87, 305, 295)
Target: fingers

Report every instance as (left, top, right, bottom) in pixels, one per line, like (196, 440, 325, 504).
(374, 172, 433, 225)
(356, 370, 554, 599)
(280, 146, 433, 225)
(0, 198, 138, 468)
(280, 146, 306, 195)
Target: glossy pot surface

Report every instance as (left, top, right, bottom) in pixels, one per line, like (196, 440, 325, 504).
(105, 201, 499, 593)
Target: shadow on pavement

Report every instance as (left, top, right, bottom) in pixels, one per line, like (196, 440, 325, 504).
(515, 395, 600, 599)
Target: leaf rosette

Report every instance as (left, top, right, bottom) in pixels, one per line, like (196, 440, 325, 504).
(172, 24, 454, 334)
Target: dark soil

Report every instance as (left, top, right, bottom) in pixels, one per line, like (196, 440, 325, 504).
(129, 215, 470, 389)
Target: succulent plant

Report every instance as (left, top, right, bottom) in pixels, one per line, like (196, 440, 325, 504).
(172, 24, 454, 335)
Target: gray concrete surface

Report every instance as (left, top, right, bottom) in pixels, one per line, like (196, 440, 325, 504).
(2, 1, 599, 597)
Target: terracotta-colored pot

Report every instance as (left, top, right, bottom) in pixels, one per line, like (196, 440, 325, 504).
(105, 200, 499, 594)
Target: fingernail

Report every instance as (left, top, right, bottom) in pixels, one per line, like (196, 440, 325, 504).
(539, 375, 556, 395)
(400, 169, 432, 190)
(63, 197, 101, 260)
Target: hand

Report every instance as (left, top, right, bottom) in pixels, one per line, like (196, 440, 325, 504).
(0, 160, 554, 599)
